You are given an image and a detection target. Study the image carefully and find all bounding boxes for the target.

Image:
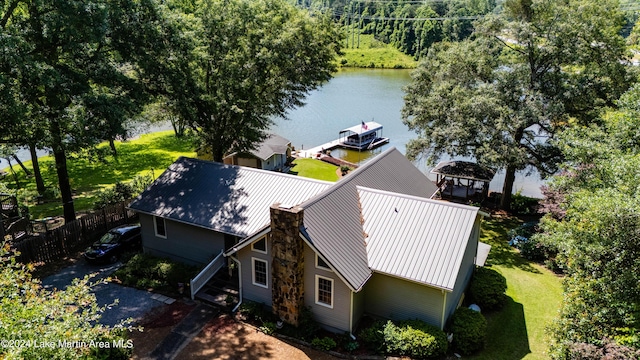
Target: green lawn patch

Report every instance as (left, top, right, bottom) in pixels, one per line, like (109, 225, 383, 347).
(469, 217, 563, 360)
(290, 158, 339, 182)
(338, 34, 418, 69)
(1, 131, 196, 218)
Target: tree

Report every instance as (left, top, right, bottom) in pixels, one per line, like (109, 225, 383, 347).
(157, 0, 340, 162)
(0, 244, 133, 359)
(0, 0, 163, 222)
(402, 0, 634, 210)
(538, 85, 640, 358)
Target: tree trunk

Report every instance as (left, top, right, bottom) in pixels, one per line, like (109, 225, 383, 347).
(12, 154, 31, 175)
(5, 157, 20, 188)
(50, 120, 76, 223)
(29, 144, 46, 195)
(500, 164, 517, 211)
(109, 139, 117, 157)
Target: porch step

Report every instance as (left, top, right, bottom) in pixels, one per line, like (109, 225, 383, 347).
(203, 282, 239, 297)
(195, 289, 239, 311)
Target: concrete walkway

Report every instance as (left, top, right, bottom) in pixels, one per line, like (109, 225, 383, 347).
(147, 304, 219, 360)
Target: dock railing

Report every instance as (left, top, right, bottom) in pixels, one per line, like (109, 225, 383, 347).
(190, 249, 225, 300)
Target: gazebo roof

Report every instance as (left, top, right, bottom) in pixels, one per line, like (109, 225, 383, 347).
(431, 161, 496, 182)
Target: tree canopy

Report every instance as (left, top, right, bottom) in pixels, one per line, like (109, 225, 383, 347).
(537, 84, 640, 358)
(402, 0, 634, 209)
(157, 0, 341, 162)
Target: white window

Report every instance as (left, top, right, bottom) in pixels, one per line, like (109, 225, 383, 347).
(154, 216, 166, 238)
(252, 258, 268, 288)
(315, 275, 333, 308)
(251, 237, 267, 254)
(316, 254, 332, 271)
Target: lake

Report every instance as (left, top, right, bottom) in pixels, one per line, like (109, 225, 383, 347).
(273, 68, 545, 198)
(2, 68, 545, 198)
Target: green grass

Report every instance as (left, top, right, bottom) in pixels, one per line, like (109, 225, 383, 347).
(339, 34, 419, 69)
(1, 131, 196, 218)
(469, 217, 563, 360)
(289, 158, 339, 182)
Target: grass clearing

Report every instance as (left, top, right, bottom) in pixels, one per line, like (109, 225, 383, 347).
(2, 131, 196, 218)
(469, 217, 563, 360)
(338, 34, 418, 69)
(289, 158, 339, 182)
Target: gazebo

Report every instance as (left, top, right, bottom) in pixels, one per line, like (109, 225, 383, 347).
(431, 161, 495, 202)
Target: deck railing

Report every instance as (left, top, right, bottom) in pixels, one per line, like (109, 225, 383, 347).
(190, 249, 225, 300)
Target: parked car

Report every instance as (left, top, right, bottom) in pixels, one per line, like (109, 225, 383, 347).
(83, 224, 142, 264)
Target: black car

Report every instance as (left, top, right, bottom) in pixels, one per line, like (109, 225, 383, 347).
(83, 224, 142, 264)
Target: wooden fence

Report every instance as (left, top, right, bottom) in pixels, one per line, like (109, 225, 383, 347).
(10, 201, 138, 264)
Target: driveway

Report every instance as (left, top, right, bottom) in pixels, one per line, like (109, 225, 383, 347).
(42, 259, 164, 327)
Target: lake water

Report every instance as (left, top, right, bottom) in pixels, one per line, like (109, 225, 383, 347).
(273, 68, 545, 198)
(3, 68, 545, 198)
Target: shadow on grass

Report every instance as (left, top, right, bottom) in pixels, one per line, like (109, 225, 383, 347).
(469, 296, 531, 360)
(481, 217, 541, 274)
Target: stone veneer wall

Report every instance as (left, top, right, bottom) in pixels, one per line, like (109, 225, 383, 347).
(269, 203, 305, 326)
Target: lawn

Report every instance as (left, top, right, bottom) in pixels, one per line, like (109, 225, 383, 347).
(470, 217, 564, 360)
(1, 131, 196, 218)
(339, 34, 419, 69)
(289, 158, 339, 182)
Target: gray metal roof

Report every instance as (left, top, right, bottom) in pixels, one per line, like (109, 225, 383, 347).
(253, 134, 290, 161)
(128, 157, 331, 237)
(358, 186, 480, 291)
(431, 161, 496, 182)
(301, 147, 440, 291)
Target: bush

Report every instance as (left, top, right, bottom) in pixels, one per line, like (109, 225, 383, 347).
(451, 307, 487, 355)
(311, 337, 337, 351)
(113, 253, 199, 295)
(94, 173, 153, 210)
(510, 190, 539, 215)
(469, 267, 507, 310)
(238, 301, 271, 323)
(383, 319, 448, 358)
(567, 338, 640, 359)
(298, 306, 320, 341)
(260, 321, 277, 335)
(359, 320, 386, 354)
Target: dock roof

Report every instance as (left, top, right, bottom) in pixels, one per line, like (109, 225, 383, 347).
(339, 121, 383, 135)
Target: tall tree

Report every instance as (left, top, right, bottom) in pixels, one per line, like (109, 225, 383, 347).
(402, 0, 634, 210)
(538, 85, 640, 358)
(0, 0, 159, 222)
(156, 0, 340, 161)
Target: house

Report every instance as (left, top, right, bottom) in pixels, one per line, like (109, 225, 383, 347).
(128, 147, 486, 333)
(221, 134, 292, 171)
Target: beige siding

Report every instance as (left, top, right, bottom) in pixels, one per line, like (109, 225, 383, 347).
(445, 217, 481, 321)
(238, 157, 259, 168)
(303, 244, 352, 333)
(235, 236, 272, 306)
(363, 272, 446, 329)
(139, 214, 225, 266)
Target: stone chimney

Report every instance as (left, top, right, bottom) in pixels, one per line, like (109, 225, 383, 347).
(269, 203, 305, 326)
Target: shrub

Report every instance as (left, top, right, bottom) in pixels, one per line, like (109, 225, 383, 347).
(311, 337, 337, 351)
(260, 321, 277, 335)
(510, 190, 539, 215)
(451, 307, 487, 355)
(298, 306, 320, 341)
(469, 267, 507, 310)
(113, 253, 199, 295)
(238, 301, 271, 323)
(383, 319, 448, 358)
(359, 320, 386, 354)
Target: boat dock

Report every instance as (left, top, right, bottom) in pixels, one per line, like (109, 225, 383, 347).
(296, 121, 389, 158)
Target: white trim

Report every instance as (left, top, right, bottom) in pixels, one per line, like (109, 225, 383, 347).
(251, 257, 269, 289)
(299, 233, 361, 292)
(441, 291, 447, 330)
(349, 291, 354, 334)
(225, 226, 271, 256)
(315, 275, 334, 309)
(153, 216, 167, 239)
(315, 254, 332, 272)
(251, 236, 268, 254)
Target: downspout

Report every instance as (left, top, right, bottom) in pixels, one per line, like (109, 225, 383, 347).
(441, 290, 447, 331)
(349, 291, 354, 337)
(230, 255, 243, 313)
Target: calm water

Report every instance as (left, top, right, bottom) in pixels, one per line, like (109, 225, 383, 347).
(2, 69, 545, 198)
(273, 68, 545, 198)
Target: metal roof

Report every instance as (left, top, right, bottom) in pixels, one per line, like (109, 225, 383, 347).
(358, 186, 480, 291)
(301, 147, 440, 291)
(253, 134, 291, 161)
(128, 157, 331, 237)
(431, 161, 496, 182)
(339, 121, 383, 136)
